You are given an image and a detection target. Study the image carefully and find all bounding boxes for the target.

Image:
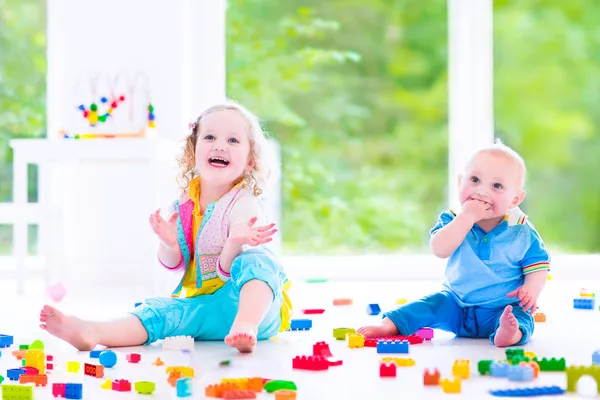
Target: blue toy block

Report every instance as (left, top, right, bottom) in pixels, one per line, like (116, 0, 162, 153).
(593, 350, 600, 365)
(6, 368, 25, 381)
(490, 385, 565, 397)
(490, 361, 509, 377)
(90, 350, 102, 358)
(134, 302, 142, 307)
(176, 377, 192, 397)
(99, 350, 117, 368)
(0, 334, 13, 348)
(574, 298, 595, 310)
(289, 319, 312, 331)
(507, 365, 534, 382)
(65, 383, 83, 399)
(367, 303, 381, 315)
(376, 340, 409, 354)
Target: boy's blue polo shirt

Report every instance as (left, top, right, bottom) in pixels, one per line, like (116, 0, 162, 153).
(430, 207, 550, 309)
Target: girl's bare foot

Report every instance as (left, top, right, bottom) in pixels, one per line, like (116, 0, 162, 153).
(224, 322, 257, 353)
(357, 317, 399, 337)
(494, 305, 522, 347)
(39, 305, 97, 351)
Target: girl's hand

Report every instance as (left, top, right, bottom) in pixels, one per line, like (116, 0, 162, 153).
(149, 209, 179, 247)
(228, 217, 277, 247)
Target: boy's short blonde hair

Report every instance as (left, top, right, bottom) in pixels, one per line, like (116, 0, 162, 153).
(467, 139, 527, 187)
(177, 100, 278, 196)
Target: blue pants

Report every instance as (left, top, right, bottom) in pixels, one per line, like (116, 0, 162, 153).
(383, 291, 534, 346)
(131, 249, 285, 345)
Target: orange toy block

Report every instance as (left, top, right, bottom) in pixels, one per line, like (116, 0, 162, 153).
(19, 374, 48, 387)
(424, 368, 440, 385)
(205, 382, 240, 398)
(12, 350, 27, 360)
(166, 366, 194, 378)
(452, 360, 470, 379)
(348, 333, 365, 349)
(152, 357, 164, 366)
(521, 361, 540, 378)
(274, 389, 297, 400)
(167, 371, 182, 387)
(440, 377, 461, 393)
(533, 312, 546, 322)
(333, 298, 353, 306)
(223, 390, 257, 399)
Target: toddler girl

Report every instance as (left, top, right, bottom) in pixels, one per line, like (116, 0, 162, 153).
(40, 101, 292, 353)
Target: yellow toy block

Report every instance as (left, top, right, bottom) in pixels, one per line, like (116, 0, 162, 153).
(67, 361, 80, 373)
(524, 351, 536, 359)
(101, 379, 112, 389)
(347, 333, 365, 348)
(165, 366, 194, 378)
(440, 377, 461, 393)
(452, 360, 470, 379)
(396, 298, 408, 305)
(381, 357, 415, 367)
(221, 377, 249, 390)
(25, 349, 45, 374)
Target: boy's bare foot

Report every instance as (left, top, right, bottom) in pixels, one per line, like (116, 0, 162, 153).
(357, 317, 399, 337)
(39, 305, 97, 351)
(225, 322, 257, 353)
(494, 305, 522, 347)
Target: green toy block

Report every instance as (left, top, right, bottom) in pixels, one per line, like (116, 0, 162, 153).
(505, 348, 524, 360)
(2, 384, 33, 400)
(29, 340, 44, 350)
(566, 365, 600, 393)
(333, 327, 356, 340)
(510, 356, 531, 365)
(134, 381, 156, 395)
(533, 357, 566, 372)
(264, 380, 297, 393)
(19, 344, 29, 350)
(0, 375, 4, 385)
(478, 360, 493, 375)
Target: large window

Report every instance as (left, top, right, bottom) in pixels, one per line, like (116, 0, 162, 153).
(494, 3, 600, 252)
(226, 1, 449, 254)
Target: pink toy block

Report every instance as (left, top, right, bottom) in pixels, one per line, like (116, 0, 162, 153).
(126, 353, 141, 363)
(112, 379, 132, 392)
(416, 328, 434, 340)
(46, 282, 67, 302)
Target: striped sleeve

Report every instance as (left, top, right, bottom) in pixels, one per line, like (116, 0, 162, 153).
(520, 224, 551, 275)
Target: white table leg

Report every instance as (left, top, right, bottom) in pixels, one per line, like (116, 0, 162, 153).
(12, 153, 27, 294)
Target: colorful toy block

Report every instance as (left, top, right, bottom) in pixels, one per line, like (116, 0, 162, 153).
(11, 349, 26, 359)
(574, 298, 595, 310)
(312, 341, 333, 357)
(328, 358, 343, 366)
(90, 350, 102, 358)
(416, 327, 434, 340)
(223, 390, 258, 399)
(162, 335, 194, 350)
(440, 377, 461, 393)
(580, 288, 595, 297)
(593, 350, 600, 365)
(379, 362, 397, 377)
(99, 350, 117, 368)
(367, 303, 381, 315)
(205, 382, 241, 397)
(365, 334, 424, 347)
(292, 355, 329, 371)
(509, 355, 531, 365)
(302, 309, 325, 314)
(381, 357, 415, 367)
(84, 363, 104, 378)
(507, 365, 534, 382)
(376, 340, 409, 354)
(126, 353, 141, 363)
(101, 379, 112, 389)
(263, 380, 297, 393)
(505, 348, 524, 360)
(22, 367, 38, 375)
(166, 366, 195, 378)
(1, 384, 33, 400)
(452, 360, 470, 379)
(489, 385, 565, 397)
(566, 365, 600, 394)
(167, 371, 183, 387)
(176, 377, 192, 397)
(6, 368, 24, 381)
(490, 361, 510, 377)
(289, 319, 312, 331)
(274, 389, 297, 400)
(221, 377, 264, 392)
(65, 383, 83, 399)
(112, 379, 132, 392)
(134, 302, 142, 307)
(478, 360, 493, 375)
(524, 351, 536, 359)
(25, 349, 45, 374)
(29, 340, 44, 350)
(333, 298, 353, 306)
(0, 376, 3, 385)
(533, 312, 546, 322)
(424, 368, 440, 385)
(152, 357, 164, 366)
(333, 327, 356, 340)
(348, 333, 365, 348)
(67, 361, 80, 373)
(52, 383, 65, 397)
(19, 344, 28, 350)
(521, 361, 540, 378)
(19, 373, 47, 386)
(0, 335, 14, 348)
(532, 357, 566, 372)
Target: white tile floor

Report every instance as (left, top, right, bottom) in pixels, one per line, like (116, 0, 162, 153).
(1, 278, 599, 399)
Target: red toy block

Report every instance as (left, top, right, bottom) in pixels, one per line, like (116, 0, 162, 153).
(223, 390, 258, 399)
(312, 341, 333, 358)
(47, 355, 54, 361)
(302, 309, 325, 314)
(327, 358, 343, 366)
(292, 355, 329, 371)
(84, 362, 105, 378)
(424, 368, 440, 385)
(22, 366, 39, 375)
(126, 353, 141, 363)
(47, 363, 54, 371)
(380, 362, 397, 377)
(112, 379, 132, 392)
(52, 383, 66, 397)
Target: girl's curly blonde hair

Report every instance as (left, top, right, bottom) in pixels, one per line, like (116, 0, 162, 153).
(177, 100, 278, 197)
